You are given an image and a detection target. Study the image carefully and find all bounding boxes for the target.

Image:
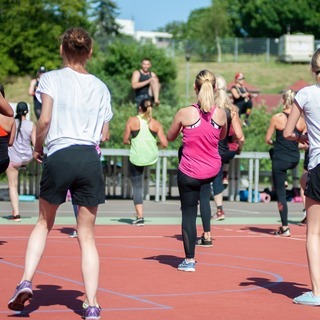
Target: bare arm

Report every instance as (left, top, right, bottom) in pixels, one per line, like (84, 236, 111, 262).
(33, 93, 53, 163)
(131, 70, 151, 90)
(167, 110, 183, 142)
(28, 79, 37, 96)
(31, 123, 36, 146)
(283, 102, 307, 143)
(0, 93, 14, 117)
(265, 115, 276, 145)
(156, 122, 168, 148)
(8, 121, 16, 146)
(231, 109, 245, 143)
(100, 122, 110, 142)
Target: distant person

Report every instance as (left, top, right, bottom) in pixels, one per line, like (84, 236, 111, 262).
(0, 83, 15, 174)
(265, 89, 306, 237)
(123, 98, 167, 226)
(28, 66, 46, 120)
(211, 74, 244, 221)
(167, 69, 227, 272)
(131, 58, 161, 107)
(230, 72, 254, 126)
(7, 27, 113, 320)
(6, 102, 36, 222)
(284, 48, 320, 306)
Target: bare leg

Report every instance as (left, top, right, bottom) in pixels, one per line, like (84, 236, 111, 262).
(6, 166, 20, 216)
(21, 198, 58, 281)
(305, 197, 320, 296)
(300, 170, 307, 208)
(134, 204, 143, 218)
(149, 77, 161, 105)
(214, 193, 223, 208)
(77, 205, 100, 307)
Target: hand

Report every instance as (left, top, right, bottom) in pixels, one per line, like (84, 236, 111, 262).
(33, 149, 44, 163)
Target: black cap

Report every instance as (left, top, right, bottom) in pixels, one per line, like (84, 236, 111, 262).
(16, 101, 29, 116)
(38, 66, 46, 73)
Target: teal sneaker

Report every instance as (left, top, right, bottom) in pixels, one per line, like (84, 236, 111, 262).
(293, 291, 320, 305)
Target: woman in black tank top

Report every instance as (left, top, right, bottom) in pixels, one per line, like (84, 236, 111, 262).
(265, 90, 306, 237)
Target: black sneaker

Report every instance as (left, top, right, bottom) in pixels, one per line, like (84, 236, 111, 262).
(132, 217, 144, 226)
(196, 234, 213, 247)
(274, 227, 291, 237)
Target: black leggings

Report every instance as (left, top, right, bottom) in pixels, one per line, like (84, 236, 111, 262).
(272, 158, 299, 226)
(178, 170, 214, 259)
(0, 156, 9, 174)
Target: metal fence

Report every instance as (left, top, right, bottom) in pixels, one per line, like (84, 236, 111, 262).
(16, 149, 302, 204)
(167, 37, 320, 63)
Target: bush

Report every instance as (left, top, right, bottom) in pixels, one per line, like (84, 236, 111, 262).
(89, 38, 178, 107)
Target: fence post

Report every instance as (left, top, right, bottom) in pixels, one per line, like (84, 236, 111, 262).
(266, 38, 270, 63)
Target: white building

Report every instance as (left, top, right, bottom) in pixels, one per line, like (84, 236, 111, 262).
(116, 19, 172, 48)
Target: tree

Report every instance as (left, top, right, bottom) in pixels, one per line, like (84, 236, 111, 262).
(158, 21, 188, 42)
(89, 0, 121, 50)
(186, 2, 231, 62)
(0, 0, 90, 77)
(225, 0, 320, 38)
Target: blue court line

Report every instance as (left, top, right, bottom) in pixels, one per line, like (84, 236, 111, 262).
(0, 259, 171, 315)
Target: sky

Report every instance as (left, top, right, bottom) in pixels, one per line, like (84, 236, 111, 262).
(115, 0, 212, 31)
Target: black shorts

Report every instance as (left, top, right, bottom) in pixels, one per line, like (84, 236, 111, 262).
(40, 145, 105, 206)
(305, 163, 320, 203)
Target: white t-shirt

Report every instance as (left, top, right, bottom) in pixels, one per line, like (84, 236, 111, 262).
(36, 67, 113, 156)
(295, 84, 320, 170)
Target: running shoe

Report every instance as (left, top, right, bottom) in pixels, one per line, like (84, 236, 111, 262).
(293, 291, 320, 305)
(196, 234, 213, 247)
(274, 227, 291, 237)
(69, 229, 78, 238)
(8, 214, 21, 222)
(212, 210, 225, 221)
(8, 280, 33, 311)
(82, 305, 101, 320)
(178, 259, 195, 272)
(132, 217, 144, 226)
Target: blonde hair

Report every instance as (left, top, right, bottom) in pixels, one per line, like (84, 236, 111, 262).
(195, 69, 216, 112)
(214, 74, 233, 111)
(282, 89, 295, 110)
(311, 48, 320, 80)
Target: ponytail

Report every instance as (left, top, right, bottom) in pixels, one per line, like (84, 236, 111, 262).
(195, 70, 216, 112)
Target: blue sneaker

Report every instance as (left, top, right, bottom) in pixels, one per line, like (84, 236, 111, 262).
(293, 291, 320, 305)
(8, 280, 33, 311)
(178, 259, 195, 272)
(82, 305, 101, 320)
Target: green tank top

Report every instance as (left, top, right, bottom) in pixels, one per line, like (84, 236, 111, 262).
(129, 115, 159, 166)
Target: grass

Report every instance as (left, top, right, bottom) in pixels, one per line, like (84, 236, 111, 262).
(175, 55, 313, 105)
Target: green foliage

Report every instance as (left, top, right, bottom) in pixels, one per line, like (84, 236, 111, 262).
(0, 0, 91, 76)
(90, 38, 178, 107)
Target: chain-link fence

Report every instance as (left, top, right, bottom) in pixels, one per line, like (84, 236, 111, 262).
(166, 37, 320, 63)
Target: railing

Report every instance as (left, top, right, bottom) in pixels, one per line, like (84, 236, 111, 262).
(18, 149, 302, 203)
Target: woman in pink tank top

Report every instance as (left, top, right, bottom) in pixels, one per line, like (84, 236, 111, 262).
(167, 69, 227, 272)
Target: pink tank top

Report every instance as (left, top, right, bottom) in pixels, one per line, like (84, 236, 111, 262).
(179, 105, 221, 179)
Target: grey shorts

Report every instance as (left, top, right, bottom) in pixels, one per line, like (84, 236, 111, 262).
(40, 145, 105, 206)
(305, 163, 320, 203)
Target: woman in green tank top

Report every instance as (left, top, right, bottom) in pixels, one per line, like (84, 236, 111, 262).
(123, 98, 168, 226)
